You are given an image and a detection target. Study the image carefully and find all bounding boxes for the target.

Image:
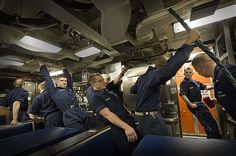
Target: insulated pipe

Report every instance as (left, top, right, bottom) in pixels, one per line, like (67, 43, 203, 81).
(169, 8, 236, 87)
(0, 11, 59, 30)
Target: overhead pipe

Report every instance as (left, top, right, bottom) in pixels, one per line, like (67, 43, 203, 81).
(0, 11, 59, 30)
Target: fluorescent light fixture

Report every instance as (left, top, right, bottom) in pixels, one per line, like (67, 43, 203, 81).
(0, 55, 24, 66)
(174, 4, 236, 33)
(50, 70, 63, 76)
(15, 35, 62, 53)
(0, 55, 24, 67)
(75, 46, 101, 58)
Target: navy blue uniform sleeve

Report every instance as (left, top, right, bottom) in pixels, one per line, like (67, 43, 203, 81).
(147, 44, 194, 87)
(30, 95, 41, 115)
(15, 89, 28, 102)
(180, 81, 188, 96)
(198, 82, 207, 90)
(63, 68, 74, 91)
(107, 81, 116, 91)
(86, 86, 93, 102)
(90, 95, 107, 114)
(130, 81, 138, 94)
(40, 65, 56, 94)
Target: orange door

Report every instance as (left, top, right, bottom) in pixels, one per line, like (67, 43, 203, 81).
(176, 63, 218, 136)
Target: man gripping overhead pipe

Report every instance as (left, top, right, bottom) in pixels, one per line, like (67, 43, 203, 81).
(169, 8, 236, 121)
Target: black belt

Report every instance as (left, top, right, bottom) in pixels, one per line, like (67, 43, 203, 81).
(69, 104, 79, 109)
(65, 103, 80, 112)
(134, 110, 160, 116)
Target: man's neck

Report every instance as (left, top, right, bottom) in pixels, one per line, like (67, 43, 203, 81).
(93, 87, 104, 92)
(184, 77, 191, 81)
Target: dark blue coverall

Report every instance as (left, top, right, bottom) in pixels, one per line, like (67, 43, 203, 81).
(86, 86, 93, 103)
(180, 78, 221, 138)
(214, 65, 236, 121)
(130, 44, 194, 137)
(90, 89, 139, 156)
(1, 87, 28, 122)
(30, 90, 63, 127)
(107, 81, 123, 100)
(40, 65, 96, 132)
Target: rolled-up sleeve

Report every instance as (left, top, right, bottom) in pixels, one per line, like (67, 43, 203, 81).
(90, 95, 107, 114)
(15, 89, 28, 102)
(180, 81, 188, 96)
(199, 82, 207, 90)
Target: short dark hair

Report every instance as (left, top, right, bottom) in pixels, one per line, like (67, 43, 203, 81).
(56, 75, 67, 81)
(184, 67, 193, 72)
(14, 76, 23, 82)
(14, 77, 24, 87)
(88, 73, 101, 85)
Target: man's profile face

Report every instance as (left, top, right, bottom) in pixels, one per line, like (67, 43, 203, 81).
(94, 75, 106, 90)
(14, 78, 24, 87)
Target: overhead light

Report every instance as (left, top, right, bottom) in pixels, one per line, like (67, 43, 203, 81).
(15, 35, 62, 53)
(50, 70, 63, 76)
(174, 4, 236, 33)
(0, 55, 24, 66)
(75, 46, 101, 58)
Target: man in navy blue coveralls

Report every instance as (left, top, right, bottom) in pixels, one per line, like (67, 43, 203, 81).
(180, 67, 221, 138)
(192, 52, 236, 121)
(130, 30, 200, 137)
(40, 65, 99, 132)
(86, 68, 127, 104)
(30, 82, 63, 127)
(89, 74, 139, 156)
(1, 77, 28, 125)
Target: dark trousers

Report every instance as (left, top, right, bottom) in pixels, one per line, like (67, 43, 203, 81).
(63, 107, 106, 132)
(111, 115, 140, 156)
(63, 107, 87, 132)
(134, 114, 169, 138)
(84, 115, 108, 130)
(45, 111, 63, 128)
(188, 102, 221, 139)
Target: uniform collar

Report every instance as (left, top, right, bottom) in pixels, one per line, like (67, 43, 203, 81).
(146, 66, 156, 73)
(184, 78, 193, 82)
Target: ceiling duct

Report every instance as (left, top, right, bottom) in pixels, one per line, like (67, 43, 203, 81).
(136, 0, 195, 42)
(190, 0, 219, 21)
(91, 0, 131, 45)
(54, 0, 94, 11)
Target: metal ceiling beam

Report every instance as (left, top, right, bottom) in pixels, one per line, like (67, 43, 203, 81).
(28, 0, 115, 54)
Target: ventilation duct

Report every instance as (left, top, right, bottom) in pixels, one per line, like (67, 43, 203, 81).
(92, 0, 131, 45)
(136, 0, 195, 42)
